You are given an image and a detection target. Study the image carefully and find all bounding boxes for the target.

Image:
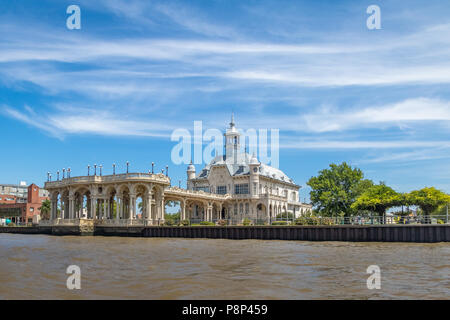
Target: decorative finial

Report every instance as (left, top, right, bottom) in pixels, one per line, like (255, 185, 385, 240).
(230, 112, 235, 128)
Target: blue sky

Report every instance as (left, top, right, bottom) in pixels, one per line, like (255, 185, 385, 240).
(1, 0, 449, 200)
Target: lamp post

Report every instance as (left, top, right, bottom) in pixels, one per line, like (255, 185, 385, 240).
(47, 172, 50, 182)
(151, 162, 154, 174)
(94, 164, 97, 176)
(49, 173, 52, 182)
(57, 170, 60, 181)
(179, 180, 181, 188)
(126, 161, 129, 174)
(87, 165, 90, 176)
(68, 168, 71, 178)
(166, 165, 169, 177)
(113, 163, 116, 175)
(62, 168, 65, 179)
(99, 165, 103, 176)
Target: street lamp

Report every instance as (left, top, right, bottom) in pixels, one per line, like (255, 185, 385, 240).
(94, 164, 97, 176)
(151, 162, 154, 174)
(99, 165, 103, 176)
(62, 168, 65, 179)
(179, 180, 181, 188)
(113, 163, 116, 175)
(126, 161, 129, 174)
(47, 172, 50, 182)
(166, 165, 169, 177)
(57, 170, 60, 181)
(68, 168, 71, 178)
(49, 173, 52, 182)
(87, 165, 90, 176)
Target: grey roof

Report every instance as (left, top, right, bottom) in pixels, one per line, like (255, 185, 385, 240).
(193, 152, 297, 185)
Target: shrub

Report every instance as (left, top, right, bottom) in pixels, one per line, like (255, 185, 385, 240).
(242, 218, 252, 226)
(217, 219, 227, 226)
(294, 217, 309, 225)
(7, 222, 17, 227)
(437, 219, 445, 224)
(180, 220, 190, 226)
(319, 217, 335, 225)
(271, 221, 288, 226)
(163, 219, 175, 226)
(199, 221, 215, 226)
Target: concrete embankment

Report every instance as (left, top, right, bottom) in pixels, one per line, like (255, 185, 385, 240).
(1, 225, 449, 242)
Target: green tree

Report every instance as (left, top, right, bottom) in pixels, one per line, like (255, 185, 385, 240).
(39, 199, 51, 220)
(307, 162, 373, 217)
(408, 187, 450, 222)
(351, 184, 401, 222)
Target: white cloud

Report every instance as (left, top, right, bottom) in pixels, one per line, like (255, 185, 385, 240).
(2, 105, 176, 139)
(301, 98, 450, 133)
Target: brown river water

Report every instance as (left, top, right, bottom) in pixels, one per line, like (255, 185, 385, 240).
(0, 233, 449, 299)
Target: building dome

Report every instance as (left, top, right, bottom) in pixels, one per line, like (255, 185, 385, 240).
(250, 154, 259, 165)
(187, 162, 196, 172)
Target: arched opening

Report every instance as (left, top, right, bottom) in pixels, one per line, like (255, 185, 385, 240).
(164, 198, 181, 224)
(104, 186, 117, 219)
(134, 184, 149, 220)
(256, 203, 266, 224)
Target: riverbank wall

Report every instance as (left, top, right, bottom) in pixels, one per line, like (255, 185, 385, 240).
(1, 224, 450, 242)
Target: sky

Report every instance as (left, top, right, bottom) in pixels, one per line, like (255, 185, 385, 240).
(0, 0, 449, 201)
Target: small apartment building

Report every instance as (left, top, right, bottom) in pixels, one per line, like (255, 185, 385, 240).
(0, 183, 49, 224)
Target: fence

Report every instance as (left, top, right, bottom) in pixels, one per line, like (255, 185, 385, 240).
(167, 215, 450, 226)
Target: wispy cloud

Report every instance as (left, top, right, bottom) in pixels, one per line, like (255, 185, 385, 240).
(2, 105, 176, 139)
(301, 98, 450, 133)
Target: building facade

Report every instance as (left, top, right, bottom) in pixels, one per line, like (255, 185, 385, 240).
(42, 116, 312, 226)
(0, 183, 49, 223)
(187, 116, 312, 221)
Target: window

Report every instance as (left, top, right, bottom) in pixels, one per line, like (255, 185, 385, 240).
(234, 204, 238, 215)
(239, 203, 243, 214)
(217, 185, 227, 194)
(245, 203, 249, 214)
(30, 207, 34, 212)
(234, 184, 249, 194)
(194, 186, 210, 193)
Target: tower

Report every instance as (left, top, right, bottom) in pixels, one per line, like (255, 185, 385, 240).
(224, 113, 241, 163)
(249, 153, 260, 197)
(187, 161, 196, 189)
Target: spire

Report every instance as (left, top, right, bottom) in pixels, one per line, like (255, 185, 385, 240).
(230, 112, 235, 128)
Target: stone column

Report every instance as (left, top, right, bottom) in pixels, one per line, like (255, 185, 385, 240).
(181, 200, 186, 221)
(129, 193, 136, 220)
(51, 196, 58, 220)
(106, 198, 110, 219)
(91, 196, 97, 220)
(116, 197, 121, 220)
(69, 195, 75, 219)
(160, 198, 165, 222)
(145, 194, 151, 222)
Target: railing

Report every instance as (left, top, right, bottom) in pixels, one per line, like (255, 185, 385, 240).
(37, 215, 449, 227)
(45, 172, 170, 188)
(96, 218, 156, 226)
(158, 215, 450, 226)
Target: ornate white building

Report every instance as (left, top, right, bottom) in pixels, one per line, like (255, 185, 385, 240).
(187, 116, 312, 222)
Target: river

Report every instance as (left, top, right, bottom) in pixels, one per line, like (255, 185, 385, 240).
(0, 233, 448, 299)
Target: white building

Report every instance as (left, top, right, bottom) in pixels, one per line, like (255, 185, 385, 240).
(187, 116, 312, 222)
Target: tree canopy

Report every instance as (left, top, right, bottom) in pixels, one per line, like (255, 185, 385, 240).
(351, 183, 401, 216)
(39, 199, 51, 220)
(307, 162, 373, 217)
(407, 187, 450, 216)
